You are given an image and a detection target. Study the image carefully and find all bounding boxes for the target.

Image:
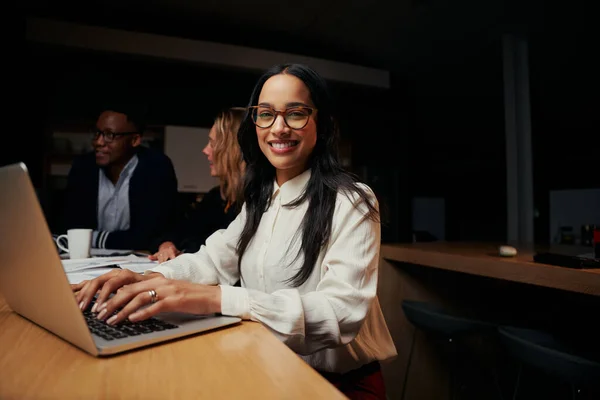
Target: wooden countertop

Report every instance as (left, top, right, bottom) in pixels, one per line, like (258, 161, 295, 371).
(381, 242, 600, 296)
(0, 294, 345, 399)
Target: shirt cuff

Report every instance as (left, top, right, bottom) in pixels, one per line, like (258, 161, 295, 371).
(220, 285, 251, 320)
(93, 231, 109, 248)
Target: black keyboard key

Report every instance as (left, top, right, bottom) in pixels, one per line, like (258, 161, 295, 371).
(83, 299, 179, 340)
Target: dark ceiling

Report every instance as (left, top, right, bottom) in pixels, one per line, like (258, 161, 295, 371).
(21, 0, 537, 71)
(21, 0, 595, 112)
(22, 0, 595, 82)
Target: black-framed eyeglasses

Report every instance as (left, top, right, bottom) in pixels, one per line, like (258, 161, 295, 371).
(249, 106, 317, 130)
(91, 129, 138, 143)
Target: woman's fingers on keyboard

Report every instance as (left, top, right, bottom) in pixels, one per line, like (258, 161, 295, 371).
(71, 280, 88, 293)
(96, 285, 142, 322)
(94, 270, 145, 316)
(105, 290, 153, 325)
(77, 280, 101, 311)
(77, 270, 122, 311)
(102, 277, 167, 324)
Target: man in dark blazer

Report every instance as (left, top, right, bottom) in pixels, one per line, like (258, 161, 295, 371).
(59, 103, 180, 252)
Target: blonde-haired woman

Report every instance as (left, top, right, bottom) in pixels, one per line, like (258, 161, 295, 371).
(150, 107, 246, 262)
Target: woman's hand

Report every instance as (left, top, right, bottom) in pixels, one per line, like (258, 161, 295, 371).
(149, 241, 181, 263)
(71, 269, 163, 313)
(93, 276, 222, 325)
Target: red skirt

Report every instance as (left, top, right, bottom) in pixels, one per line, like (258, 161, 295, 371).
(317, 361, 386, 400)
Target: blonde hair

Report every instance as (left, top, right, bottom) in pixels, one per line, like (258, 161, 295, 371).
(212, 107, 246, 206)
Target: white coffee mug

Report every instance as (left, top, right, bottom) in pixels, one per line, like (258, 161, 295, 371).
(55, 229, 93, 259)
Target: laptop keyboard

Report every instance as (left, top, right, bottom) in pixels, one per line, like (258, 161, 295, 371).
(83, 300, 179, 341)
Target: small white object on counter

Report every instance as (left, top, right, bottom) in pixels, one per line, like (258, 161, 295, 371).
(499, 245, 518, 257)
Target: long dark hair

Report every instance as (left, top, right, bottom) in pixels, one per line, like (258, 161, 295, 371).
(237, 64, 379, 287)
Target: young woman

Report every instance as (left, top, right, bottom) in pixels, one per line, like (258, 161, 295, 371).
(73, 64, 397, 399)
(150, 107, 246, 263)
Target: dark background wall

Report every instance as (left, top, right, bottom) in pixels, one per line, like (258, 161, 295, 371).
(11, 0, 599, 245)
(19, 41, 410, 242)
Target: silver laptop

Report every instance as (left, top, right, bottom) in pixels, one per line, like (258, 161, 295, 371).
(0, 162, 241, 356)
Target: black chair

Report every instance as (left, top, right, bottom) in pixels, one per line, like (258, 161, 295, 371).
(401, 300, 501, 400)
(498, 326, 600, 399)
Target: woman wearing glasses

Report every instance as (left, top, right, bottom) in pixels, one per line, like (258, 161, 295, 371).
(149, 107, 246, 263)
(74, 64, 396, 399)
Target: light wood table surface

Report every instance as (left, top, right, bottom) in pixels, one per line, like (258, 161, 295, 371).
(381, 242, 600, 296)
(0, 294, 345, 400)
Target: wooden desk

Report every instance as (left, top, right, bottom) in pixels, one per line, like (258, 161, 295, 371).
(376, 242, 600, 400)
(381, 242, 600, 296)
(0, 294, 345, 400)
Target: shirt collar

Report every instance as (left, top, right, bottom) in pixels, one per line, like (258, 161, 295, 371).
(101, 154, 139, 185)
(272, 169, 312, 204)
(121, 154, 139, 179)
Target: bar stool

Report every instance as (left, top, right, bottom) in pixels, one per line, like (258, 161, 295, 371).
(498, 326, 600, 399)
(401, 300, 500, 400)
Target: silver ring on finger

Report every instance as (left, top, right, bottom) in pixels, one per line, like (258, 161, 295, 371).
(148, 289, 158, 304)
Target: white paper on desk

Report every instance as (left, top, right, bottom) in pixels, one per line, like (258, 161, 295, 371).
(104, 253, 159, 273)
(61, 254, 159, 274)
(118, 260, 160, 273)
(91, 248, 135, 257)
(60, 248, 143, 260)
(62, 256, 134, 272)
(66, 268, 119, 284)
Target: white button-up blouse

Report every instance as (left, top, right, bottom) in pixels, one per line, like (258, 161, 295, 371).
(150, 169, 397, 373)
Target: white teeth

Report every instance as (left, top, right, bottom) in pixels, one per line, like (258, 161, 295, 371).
(271, 142, 297, 149)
